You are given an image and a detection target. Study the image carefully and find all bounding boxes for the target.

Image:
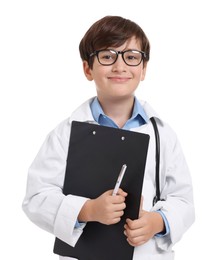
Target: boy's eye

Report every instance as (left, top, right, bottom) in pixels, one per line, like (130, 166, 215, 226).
(100, 51, 116, 60)
(125, 52, 140, 60)
(126, 55, 138, 60)
(102, 55, 112, 60)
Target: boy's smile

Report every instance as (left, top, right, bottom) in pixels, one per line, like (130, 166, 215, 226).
(107, 75, 132, 83)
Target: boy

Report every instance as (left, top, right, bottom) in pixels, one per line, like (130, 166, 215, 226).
(22, 16, 195, 260)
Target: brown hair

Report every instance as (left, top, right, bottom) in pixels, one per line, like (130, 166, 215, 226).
(79, 16, 150, 69)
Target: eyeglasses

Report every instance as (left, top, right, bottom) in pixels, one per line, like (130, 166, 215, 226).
(89, 49, 148, 66)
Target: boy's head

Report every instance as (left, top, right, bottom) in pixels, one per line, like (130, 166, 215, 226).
(79, 16, 150, 69)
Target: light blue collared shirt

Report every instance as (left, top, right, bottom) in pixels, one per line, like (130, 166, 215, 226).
(90, 96, 148, 130)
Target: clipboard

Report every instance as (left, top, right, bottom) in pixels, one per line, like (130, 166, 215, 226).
(54, 121, 150, 259)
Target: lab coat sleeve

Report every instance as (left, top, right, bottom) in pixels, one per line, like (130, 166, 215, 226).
(152, 129, 195, 251)
(22, 123, 88, 247)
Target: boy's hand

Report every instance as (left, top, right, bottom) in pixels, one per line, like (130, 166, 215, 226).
(78, 188, 127, 225)
(123, 198, 164, 247)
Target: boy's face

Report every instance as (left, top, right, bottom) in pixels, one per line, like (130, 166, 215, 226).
(83, 37, 147, 102)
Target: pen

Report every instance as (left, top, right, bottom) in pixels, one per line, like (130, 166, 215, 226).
(112, 164, 127, 195)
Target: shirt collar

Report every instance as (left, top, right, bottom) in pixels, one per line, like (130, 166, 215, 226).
(131, 97, 148, 122)
(90, 96, 148, 124)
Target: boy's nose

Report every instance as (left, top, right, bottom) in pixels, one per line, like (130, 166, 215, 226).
(112, 54, 127, 71)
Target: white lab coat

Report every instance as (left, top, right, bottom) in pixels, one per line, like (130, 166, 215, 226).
(22, 97, 195, 260)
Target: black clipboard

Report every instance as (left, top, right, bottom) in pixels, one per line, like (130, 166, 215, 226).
(54, 121, 150, 259)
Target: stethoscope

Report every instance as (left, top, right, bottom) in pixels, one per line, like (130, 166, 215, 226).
(150, 117, 163, 206)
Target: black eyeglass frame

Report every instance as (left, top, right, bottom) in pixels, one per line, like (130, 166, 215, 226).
(89, 49, 148, 67)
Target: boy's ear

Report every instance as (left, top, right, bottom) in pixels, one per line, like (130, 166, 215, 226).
(141, 63, 147, 81)
(83, 61, 93, 81)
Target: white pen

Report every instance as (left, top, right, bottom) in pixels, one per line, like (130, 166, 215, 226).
(112, 164, 127, 195)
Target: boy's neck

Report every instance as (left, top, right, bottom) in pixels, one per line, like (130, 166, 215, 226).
(98, 96, 135, 128)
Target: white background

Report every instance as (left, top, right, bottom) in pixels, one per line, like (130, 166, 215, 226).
(0, 0, 220, 259)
